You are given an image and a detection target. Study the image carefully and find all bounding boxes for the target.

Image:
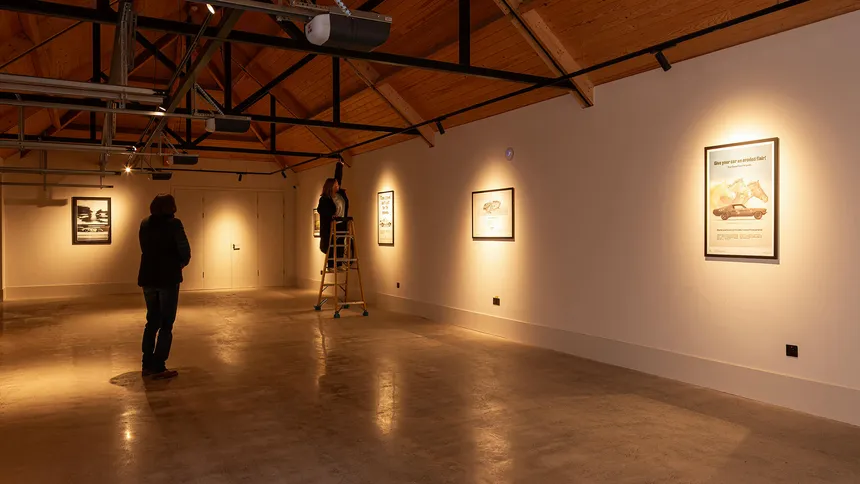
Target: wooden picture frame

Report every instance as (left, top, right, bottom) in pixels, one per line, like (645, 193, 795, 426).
(472, 187, 515, 241)
(72, 197, 112, 245)
(377, 190, 394, 246)
(705, 138, 779, 259)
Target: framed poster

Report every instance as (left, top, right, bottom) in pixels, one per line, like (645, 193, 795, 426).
(72, 197, 111, 245)
(378, 190, 394, 246)
(472, 187, 514, 240)
(705, 138, 778, 259)
(313, 209, 320, 238)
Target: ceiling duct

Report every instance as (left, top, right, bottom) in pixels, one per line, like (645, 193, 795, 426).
(205, 115, 252, 134)
(190, 0, 392, 51)
(0, 74, 164, 104)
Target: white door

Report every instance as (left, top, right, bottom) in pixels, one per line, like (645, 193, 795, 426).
(173, 189, 205, 290)
(201, 190, 259, 290)
(229, 191, 259, 289)
(258, 191, 285, 287)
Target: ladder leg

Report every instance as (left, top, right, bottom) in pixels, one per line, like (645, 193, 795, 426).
(351, 220, 369, 316)
(343, 222, 351, 308)
(332, 220, 339, 316)
(315, 228, 332, 311)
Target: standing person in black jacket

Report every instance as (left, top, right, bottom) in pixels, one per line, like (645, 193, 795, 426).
(317, 161, 349, 269)
(138, 194, 191, 379)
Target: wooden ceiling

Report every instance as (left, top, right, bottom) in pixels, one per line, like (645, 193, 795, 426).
(0, 0, 857, 170)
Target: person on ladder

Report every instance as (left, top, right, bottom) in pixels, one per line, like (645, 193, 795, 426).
(317, 161, 349, 271)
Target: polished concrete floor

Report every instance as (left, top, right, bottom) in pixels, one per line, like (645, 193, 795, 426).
(1, 289, 859, 483)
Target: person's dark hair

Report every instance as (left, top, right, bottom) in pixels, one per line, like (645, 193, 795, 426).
(150, 194, 177, 216)
(321, 178, 337, 198)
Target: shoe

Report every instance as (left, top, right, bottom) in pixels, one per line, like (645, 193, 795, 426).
(149, 368, 179, 380)
(141, 367, 157, 377)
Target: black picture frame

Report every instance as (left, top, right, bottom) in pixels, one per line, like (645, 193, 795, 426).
(704, 137, 779, 260)
(471, 187, 515, 241)
(377, 190, 394, 246)
(72, 197, 112, 245)
(313, 209, 320, 238)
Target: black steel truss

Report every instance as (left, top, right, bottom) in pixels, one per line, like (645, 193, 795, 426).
(0, 0, 561, 87)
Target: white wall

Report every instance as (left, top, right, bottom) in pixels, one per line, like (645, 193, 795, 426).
(2, 152, 296, 299)
(299, 11, 860, 425)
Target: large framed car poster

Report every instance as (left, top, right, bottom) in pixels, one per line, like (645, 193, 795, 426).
(378, 191, 394, 246)
(472, 187, 514, 240)
(705, 138, 778, 259)
(72, 197, 111, 245)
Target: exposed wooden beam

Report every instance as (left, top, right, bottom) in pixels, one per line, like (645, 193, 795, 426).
(18, 14, 61, 129)
(345, 59, 435, 147)
(491, 0, 594, 108)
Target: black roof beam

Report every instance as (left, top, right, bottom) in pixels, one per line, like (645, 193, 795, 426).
(0, 0, 560, 87)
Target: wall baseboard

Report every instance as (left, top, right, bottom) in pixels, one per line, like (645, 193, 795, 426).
(375, 293, 860, 427)
(5, 282, 140, 301)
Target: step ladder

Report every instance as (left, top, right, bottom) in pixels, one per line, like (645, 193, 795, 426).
(314, 217, 369, 319)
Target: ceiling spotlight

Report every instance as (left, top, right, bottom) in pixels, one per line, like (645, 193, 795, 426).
(238, 173, 243, 182)
(206, 3, 216, 14)
(281, 170, 287, 179)
(124, 166, 132, 173)
(435, 120, 445, 135)
(655, 51, 672, 72)
(505, 147, 514, 161)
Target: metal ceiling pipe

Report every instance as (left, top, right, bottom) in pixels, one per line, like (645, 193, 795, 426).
(0, 140, 132, 154)
(0, 73, 161, 96)
(0, 82, 163, 104)
(0, 166, 123, 176)
(0, 98, 200, 119)
(0, 181, 113, 188)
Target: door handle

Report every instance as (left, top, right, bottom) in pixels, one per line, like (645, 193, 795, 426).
(232, 244, 240, 251)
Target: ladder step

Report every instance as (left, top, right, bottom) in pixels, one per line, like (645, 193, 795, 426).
(338, 301, 366, 306)
(327, 258, 358, 262)
(323, 282, 348, 287)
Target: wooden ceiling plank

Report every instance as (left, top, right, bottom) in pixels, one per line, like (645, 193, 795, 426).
(345, 58, 434, 147)
(18, 13, 61, 128)
(490, 0, 593, 107)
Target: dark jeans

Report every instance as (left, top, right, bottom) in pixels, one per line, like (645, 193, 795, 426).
(142, 285, 180, 371)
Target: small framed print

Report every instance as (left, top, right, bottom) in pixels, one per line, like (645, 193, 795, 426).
(72, 197, 111, 245)
(472, 187, 514, 240)
(705, 138, 779, 259)
(378, 190, 394, 246)
(313, 209, 320, 238)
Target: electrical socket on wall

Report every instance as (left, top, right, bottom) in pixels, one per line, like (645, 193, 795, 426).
(786, 344, 799, 358)
(493, 297, 501, 306)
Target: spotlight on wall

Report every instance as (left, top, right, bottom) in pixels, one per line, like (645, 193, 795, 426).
(655, 50, 672, 72)
(281, 170, 287, 179)
(435, 120, 445, 135)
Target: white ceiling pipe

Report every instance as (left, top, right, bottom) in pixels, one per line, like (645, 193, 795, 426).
(0, 83, 163, 104)
(0, 140, 133, 154)
(0, 98, 201, 119)
(0, 73, 161, 96)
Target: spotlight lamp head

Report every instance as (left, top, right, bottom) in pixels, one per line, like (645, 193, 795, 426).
(206, 3, 216, 14)
(238, 173, 243, 182)
(655, 50, 672, 72)
(435, 120, 445, 135)
(281, 170, 287, 179)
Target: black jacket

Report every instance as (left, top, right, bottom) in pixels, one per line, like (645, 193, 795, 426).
(138, 214, 191, 287)
(317, 162, 349, 253)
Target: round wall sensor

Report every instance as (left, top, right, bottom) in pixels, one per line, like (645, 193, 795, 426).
(505, 147, 514, 161)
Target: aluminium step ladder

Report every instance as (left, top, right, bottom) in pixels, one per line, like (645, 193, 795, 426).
(314, 216, 369, 319)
